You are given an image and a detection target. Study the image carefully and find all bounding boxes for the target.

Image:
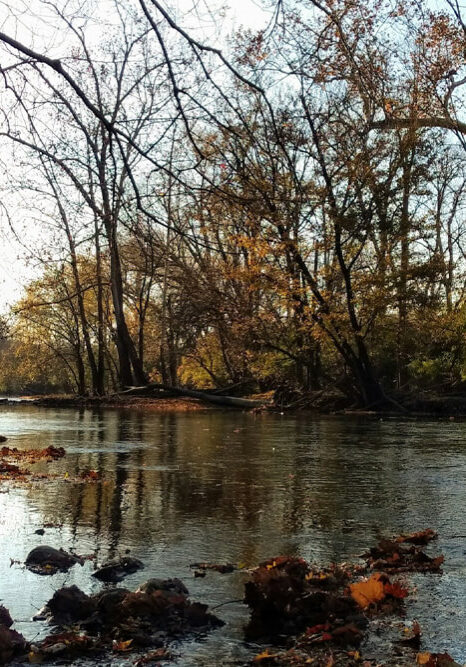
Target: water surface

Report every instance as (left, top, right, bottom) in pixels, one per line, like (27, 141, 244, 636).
(0, 406, 465, 664)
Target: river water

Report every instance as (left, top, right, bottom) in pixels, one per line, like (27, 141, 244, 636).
(1, 405, 466, 664)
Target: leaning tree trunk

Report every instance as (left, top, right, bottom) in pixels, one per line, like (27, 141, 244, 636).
(123, 383, 270, 409)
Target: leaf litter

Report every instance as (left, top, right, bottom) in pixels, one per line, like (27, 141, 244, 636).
(0, 445, 106, 484)
(244, 530, 457, 666)
(0, 526, 460, 665)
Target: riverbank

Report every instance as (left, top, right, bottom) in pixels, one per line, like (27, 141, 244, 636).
(1, 389, 274, 412)
(5, 389, 466, 419)
(27, 395, 213, 411)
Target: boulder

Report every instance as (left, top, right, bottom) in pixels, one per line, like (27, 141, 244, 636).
(136, 578, 189, 596)
(39, 579, 223, 648)
(0, 606, 13, 628)
(0, 605, 27, 664)
(25, 545, 83, 574)
(46, 586, 96, 625)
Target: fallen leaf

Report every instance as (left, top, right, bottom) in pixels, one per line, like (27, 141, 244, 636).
(416, 652, 460, 666)
(350, 573, 385, 608)
(396, 529, 437, 545)
(384, 581, 409, 599)
(254, 649, 278, 662)
(113, 639, 133, 652)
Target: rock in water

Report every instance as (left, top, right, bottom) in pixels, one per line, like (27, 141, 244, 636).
(136, 578, 189, 596)
(0, 605, 27, 663)
(25, 545, 83, 575)
(39, 579, 223, 650)
(45, 586, 97, 625)
(92, 556, 144, 582)
(0, 607, 12, 629)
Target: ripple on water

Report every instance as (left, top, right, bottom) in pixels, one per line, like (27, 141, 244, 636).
(0, 406, 465, 663)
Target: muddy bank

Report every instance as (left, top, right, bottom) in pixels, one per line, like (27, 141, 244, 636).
(22, 395, 213, 411)
(25, 385, 272, 411)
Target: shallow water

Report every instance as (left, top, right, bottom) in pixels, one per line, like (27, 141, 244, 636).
(1, 405, 466, 664)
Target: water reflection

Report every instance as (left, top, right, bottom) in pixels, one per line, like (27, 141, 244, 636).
(0, 407, 466, 663)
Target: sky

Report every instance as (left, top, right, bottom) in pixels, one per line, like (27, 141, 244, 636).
(0, 0, 273, 314)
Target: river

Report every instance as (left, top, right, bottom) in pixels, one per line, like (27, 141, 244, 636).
(0, 404, 465, 664)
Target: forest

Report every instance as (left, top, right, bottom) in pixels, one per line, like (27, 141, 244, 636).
(1, 0, 466, 409)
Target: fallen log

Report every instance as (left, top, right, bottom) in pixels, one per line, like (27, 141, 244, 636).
(121, 383, 271, 409)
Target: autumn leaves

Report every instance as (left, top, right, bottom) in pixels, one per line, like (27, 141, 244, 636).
(246, 529, 451, 665)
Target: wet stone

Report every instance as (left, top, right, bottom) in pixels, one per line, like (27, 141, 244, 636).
(92, 555, 144, 582)
(136, 578, 189, 596)
(25, 545, 83, 575)
(46, 586, 97, 625)
(39, 579, 223, 650)
(0, 606, 13, 629)
(0, 605, 27, 664)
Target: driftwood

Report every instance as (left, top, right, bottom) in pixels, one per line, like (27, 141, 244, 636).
(121, 383, 271, 409)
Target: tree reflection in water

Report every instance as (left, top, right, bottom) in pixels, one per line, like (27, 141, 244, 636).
(2, 407, 466, 662)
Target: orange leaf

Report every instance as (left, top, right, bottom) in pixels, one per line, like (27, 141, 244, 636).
(350, 573, 385, 608)
(113, 639, 133, 652)
(416, 652, 457, 666)
(383, 581, 409, 599)
(396, 529, 437, 545)
(254, 650, 278, 662)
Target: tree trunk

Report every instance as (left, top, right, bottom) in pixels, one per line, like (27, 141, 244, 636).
(123, 383, 270, 409)
(94, 216, 106, 395)
(397, 146, 414, 388)
(98, 130, 147, 388)
(75, 344, 86, 396)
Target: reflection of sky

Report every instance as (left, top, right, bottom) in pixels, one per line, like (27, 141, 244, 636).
(2, 407, 466, 663)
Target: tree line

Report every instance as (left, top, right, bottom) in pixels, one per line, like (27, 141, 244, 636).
(0, 0, 466, 406)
